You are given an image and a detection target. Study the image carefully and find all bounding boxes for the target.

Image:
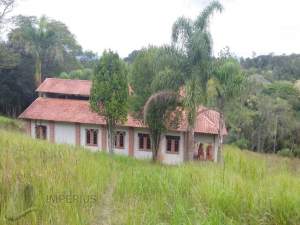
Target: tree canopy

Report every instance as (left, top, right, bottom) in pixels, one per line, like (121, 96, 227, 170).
(90, 50, 128, 154)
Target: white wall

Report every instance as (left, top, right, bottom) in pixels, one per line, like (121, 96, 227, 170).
(134, 128, 152, 159)
(160, 131, 185, 165)
(80, 124, 101, 152)
(55, 122, 76, 145)
(31, 120, 50, 140)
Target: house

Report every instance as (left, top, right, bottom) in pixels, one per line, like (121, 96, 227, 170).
(19, 78, 226, 164)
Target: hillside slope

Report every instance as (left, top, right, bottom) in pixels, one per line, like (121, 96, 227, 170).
(0, 130, 299, 225)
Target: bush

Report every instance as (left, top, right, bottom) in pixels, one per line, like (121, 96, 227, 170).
(233, 138, 249, 149)
(293, 148, 300, 158)
(277, 148, 294, 158)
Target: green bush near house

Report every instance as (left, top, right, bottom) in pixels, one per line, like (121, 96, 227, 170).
(0, 128, 299, 225)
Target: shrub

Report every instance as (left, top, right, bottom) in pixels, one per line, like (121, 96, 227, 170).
(233, 138, 249, 149)
(277, 148, 294, 158)
(293, 148, 300, 158)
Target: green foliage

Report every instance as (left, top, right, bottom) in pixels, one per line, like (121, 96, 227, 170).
(241, 54, 300, 81)
(0, 115, 23, 130)
(90, 50, 128, 153)
(233, 138, 249, 150)
(59, 68, 93, 80)
(0, 42, 19, 69)
(277, 148, 294, 158)
(210, 57, 246, 111)
(129, 46, 185, 114)
(0, 52, 36, 116)
(9, 15, 82, 85)
(172, 1, 223, 126)
(1, 131, 300, 224)
(263, 81, 300, 110)
(143, 91, 179, 160)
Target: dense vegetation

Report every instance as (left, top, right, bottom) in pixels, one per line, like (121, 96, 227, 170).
(0, 128, 299, 225)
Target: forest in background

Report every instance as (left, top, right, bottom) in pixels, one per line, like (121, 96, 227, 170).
(0, 2, 300, 156)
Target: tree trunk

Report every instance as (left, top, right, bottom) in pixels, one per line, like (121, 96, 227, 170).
(217, 97, 225, 163)
(35, 56, 42, 87)
(273, 116, 278, 153)
(107, 122, 115, 154)
(187, 126, 195, 161)
(151, 132, 161, 162)
(217, 111, 224, 163)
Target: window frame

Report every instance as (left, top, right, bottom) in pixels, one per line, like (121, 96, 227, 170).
(85, 129, 99, 146)
(165, 135, 180, 154)
(35, 125, 47, 140)
(138, 133, 151, 151)
(114, 131, 125, 149)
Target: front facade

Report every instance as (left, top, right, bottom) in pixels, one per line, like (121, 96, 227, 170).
(20, 78, 226, 165)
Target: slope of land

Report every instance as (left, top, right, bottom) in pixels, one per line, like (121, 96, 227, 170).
(0, 129, 299, 225)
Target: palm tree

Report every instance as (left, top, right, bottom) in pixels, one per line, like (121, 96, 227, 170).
(171, 1, 223, 159)
(9, 15, 81, 86)
(209, 56, 246, 161)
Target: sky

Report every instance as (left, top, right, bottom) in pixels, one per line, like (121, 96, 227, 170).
(11, 0, 300, 58)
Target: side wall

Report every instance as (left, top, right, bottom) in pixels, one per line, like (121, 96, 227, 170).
(55, 122, 76, 145)
(28, 120, 217, 164)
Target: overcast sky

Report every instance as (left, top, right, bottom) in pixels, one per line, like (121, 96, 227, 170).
(12, 0, 300, 58)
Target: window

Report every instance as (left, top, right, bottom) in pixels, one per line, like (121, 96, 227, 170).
(166, 135, 180, 154)
(86, 129, 98, 146)
(114, 131, 125, 148)
(138, 133, 151, 151)
(36, 125, 47, 140)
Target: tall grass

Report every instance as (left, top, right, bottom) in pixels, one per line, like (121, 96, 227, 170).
(0, 129, 299, 225)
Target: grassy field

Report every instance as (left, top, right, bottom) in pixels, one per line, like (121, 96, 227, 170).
(0, 116, 24, 131)
(0, 128, 300, 224)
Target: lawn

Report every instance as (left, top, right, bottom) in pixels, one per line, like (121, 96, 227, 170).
(0, 129, 299, 225)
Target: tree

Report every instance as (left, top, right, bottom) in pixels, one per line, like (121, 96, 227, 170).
(208, 55, 246, 160)
(172, 1, 223, 157)
(59, 68, 93, 80)
(9, 15, 81, 86)
(144, 91, 179, 161)
(0, 52, 35, 117)
(90, 50, 128, 154)
(129, 46, 185, 115)
(0, 0, 16, 26)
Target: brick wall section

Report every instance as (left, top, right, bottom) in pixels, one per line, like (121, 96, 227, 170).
(101, 126, 107, 151)
(49, 122, 55, 143)
(75, 123, 81, 146)
(25, 120, 31, 136)
(128, 127, 134, 157)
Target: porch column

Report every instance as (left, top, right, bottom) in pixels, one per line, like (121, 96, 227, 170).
(75, 123, 81, 146)
(49, 121, 55, 143)
(128, 127, 134, 157)
(101, 126, 107, 152)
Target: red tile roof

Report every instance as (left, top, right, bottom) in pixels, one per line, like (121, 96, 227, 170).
(19, 97, 226, 135)
(36, 78, 91, 96)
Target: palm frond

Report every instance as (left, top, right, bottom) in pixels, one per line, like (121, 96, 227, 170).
(171, 16, 193, 51)
(194, 1, 223, 31)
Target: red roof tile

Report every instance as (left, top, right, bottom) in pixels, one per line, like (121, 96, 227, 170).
(36, 78, 91, 96)
(19, 98, 226, 135)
